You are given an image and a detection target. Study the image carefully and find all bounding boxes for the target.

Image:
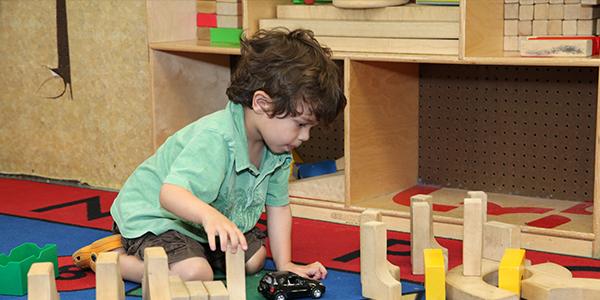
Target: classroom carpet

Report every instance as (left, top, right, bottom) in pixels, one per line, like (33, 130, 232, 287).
(1, 178, 600, 299)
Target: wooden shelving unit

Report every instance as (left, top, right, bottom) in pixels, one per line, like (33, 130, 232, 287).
(146, 0, 600, 258)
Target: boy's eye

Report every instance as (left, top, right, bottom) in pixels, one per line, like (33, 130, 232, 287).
(298, 123, 306, 128)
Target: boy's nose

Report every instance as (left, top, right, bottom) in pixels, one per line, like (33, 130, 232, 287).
(298, 128, 310, 142)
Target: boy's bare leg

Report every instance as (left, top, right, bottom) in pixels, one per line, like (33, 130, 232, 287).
(113, 248, 214, 283)
(245, 246, 267, 274)
(112, 248, 145, 283)
(169, 257, 214, 281)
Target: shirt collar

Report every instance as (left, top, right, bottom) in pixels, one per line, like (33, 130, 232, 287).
(228, 102, 290, 175)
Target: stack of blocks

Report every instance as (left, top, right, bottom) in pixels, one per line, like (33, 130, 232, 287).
(27, 246, 246, 300)
(258, 3, 461, 55)
(504, 0, 600, 52)
(197, 0, 243, 45)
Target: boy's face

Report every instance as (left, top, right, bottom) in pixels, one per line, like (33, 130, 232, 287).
(254, 94, 318, 154)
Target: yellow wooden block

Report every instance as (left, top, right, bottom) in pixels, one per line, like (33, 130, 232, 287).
(499, 248, 526, 295)
(424, 248, 445, 300)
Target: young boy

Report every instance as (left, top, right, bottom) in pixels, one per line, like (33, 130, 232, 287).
(72, 28, 346, 283)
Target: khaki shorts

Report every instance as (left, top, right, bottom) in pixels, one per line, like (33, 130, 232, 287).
(113, 224, 266, 271)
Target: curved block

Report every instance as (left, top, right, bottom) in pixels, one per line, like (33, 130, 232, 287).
(446, 259, 518, 300)
(522, 263, 600, 300)
(360, 220, 402, 300)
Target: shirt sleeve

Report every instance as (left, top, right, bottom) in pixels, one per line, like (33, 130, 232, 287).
(163, 130, 229, 204)
(265, 158, 292, 206)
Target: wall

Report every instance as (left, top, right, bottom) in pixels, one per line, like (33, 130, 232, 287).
(0, 0, 153, 189)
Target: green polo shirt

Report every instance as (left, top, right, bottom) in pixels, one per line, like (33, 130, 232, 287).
(110, 102, 291, 242)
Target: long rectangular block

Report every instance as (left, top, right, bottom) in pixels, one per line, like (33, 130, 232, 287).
(277, 3, 460, 22)
(520, 38, 593, 56)
(259, 19, 459, 39)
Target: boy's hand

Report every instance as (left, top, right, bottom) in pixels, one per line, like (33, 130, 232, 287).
(281, 261, 327, 280)
(201, 207, 248, 252)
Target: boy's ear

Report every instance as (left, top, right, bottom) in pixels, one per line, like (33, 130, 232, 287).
(252, 90, 273, 114)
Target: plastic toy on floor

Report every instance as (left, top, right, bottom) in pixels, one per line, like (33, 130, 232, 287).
(72, 234, 122, 271)
(0, 242, 58, 296)
(258, 271, 326, 299)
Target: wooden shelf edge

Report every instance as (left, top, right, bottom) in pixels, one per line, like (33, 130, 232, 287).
(290, 199, 595, 257)
(150, 40, 241, 55)
(148, 40, 600, 66)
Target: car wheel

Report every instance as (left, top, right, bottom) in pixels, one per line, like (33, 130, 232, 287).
(311, 288, 322, 298)
(275, 293, 286, 300)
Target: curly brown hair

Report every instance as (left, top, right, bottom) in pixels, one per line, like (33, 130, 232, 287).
(226, 28, 346, 125)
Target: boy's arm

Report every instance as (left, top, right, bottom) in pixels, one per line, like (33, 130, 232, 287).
(266, 204, 327, 280)
(160, 183, 247, 252)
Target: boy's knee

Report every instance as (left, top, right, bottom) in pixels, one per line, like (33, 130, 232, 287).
(245, 246, 267, 274)
(171, 258, 213, 281)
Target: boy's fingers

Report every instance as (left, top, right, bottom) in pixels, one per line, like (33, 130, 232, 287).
(237, 230, 248, 250)
(218, 229, 228, 252)
(228, 231, 239, 253)
(208, 232, 216, 251)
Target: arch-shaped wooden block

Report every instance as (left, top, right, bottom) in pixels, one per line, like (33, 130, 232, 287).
(360, 219, 402, 300)
(446, 259, 519, 300)
(521, 263, 600, 300)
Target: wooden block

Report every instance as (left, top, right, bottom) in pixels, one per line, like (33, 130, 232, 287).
(565, 0, 581, 3)
(521, 0, 535, 4)
(466, 191, 488, 223)
(504, 36, 520, 51)
(564, 4, 580, 19)
(143, 247, 171, 300)
(170, 275, 191, 300)
(577, 19, 596, 35)
(498, 249, 526, 295)
(96, 252, 125, 300)
(563, 19, 578, 34)
(549, 0, 564, 3)
(410, 195, 448, 275)
(27, 262, 59, 300)
(548, 4, 564, 19)
(360, 220, 402, 300)
(534, 3, 550, 18)
(197, 13, 217, 27)
(522, 262, 600, 299)
(203, 281, 229, 300)
(520, 4, 535, 20)
(332, 0, 410, 9)
(197, 0, 217, 14)
(226, 247, 246, 300)
(505, 3, 520, 19)
(463, 198, 484, 277)
(313, 36, 459, 55)
(506, 0, 519, 3)
(216, 1, 242, 15)
(535, 0, 549, 3)
(533, 19, 549, 34)
(483, 221, 521, 262)
(579, 5, 600, 19)
(505, 20, 519, 35)
(424, 249, 446, 300)
(217, 15, 242, 28)
(582, 0, 600, 4)
(519, 20, 533, 35)
(259, 19, 459, 39)
(277, 3, 460, 22)
(520, 38, 593, 56)
(197, 27, 211, 40)
(360, 209, 400, 281)
(446, 259, 519, 300)
(185, 281, 209, 300)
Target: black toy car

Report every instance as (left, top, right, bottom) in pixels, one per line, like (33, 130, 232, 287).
(258, 271, 326, 300)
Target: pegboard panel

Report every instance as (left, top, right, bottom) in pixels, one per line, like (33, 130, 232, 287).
(295, 111, 344, 163)
(419, 65, 597, 202)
